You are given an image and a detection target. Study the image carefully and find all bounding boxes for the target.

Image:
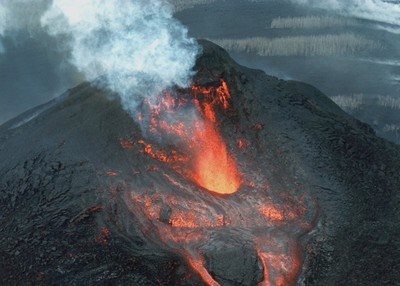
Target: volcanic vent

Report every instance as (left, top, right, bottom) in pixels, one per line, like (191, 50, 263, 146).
(118, 40, 318, 285)
(138, 78, 241, 195)
(2, 40, 400, 285)
(131, 78, 313, 285)
(0, 39, 317, 285)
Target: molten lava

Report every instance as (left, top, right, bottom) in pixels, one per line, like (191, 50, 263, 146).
(122, 79, 314, 285)
(186, 254, 220, 286)
(142, 79, 241, 194)
(191, 119, 241, 195)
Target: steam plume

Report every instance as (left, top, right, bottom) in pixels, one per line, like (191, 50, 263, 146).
(40, 0, 199, 112)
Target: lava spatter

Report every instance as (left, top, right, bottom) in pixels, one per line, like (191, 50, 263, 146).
(124, 80, 314, 285)
(140, 79, 241, 195)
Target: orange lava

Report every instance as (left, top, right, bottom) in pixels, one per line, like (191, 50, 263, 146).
(143, 79, 242, 195)
(237, 138, 250, 149)
(253, 123, 265, 131)
(259, 205, 285, 222)
(169, 211, 224, 229)
(119, 139, 134, 150)
(257, 251, 271, 286)
(124, 80, 313, 285)
(137, 140, 188, 164)
(255, 242, 302, 286)
(191, 120, 241, 194)
(189, 80, 241, 194)
(105, 171, 118, 177)
(129, 187, 308, 285)
(186, 255, 220, 286)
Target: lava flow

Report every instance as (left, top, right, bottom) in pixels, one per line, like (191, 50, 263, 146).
(190, 111, 241, 195)
(121, 79, 315, 285)
(141, 79, 241, 195)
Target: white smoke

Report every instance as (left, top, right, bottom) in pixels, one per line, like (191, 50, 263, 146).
(40, 0, 200, 113)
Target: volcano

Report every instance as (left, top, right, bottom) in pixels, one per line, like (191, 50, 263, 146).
(1, 40, 400, 285)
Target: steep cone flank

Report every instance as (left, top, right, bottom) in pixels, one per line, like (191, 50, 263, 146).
(0, 40, 400, 285)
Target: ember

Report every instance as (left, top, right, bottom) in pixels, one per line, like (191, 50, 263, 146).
(169, 211, 225, 229)
(237, 138, 250, 149)
(105, 171, 118, 177)
(137, 140, 188, 164)
(259, 205, 285, 222)
(96, 227, 110, 245)
(119, 138, 134, 150)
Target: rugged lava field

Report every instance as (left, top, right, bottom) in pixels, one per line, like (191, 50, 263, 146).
(1, 41, 399, 285)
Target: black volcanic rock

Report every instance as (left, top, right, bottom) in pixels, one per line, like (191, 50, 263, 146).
(201, 236, 263, 285)
(1, 40, 400, 285)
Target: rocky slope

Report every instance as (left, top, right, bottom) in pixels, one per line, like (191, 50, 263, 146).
(0, 40, 399, 285)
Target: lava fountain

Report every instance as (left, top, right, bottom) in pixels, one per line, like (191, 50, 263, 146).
(141, 79, 241, 195)
(121, 78, 315, 285)
(190, 81, 241, 194)
(191, 119, 241, 195)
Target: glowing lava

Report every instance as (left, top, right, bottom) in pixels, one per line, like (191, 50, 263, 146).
(122, 79, 314, 285)
(191, 119, 241, 194)
(142, 79, 241, 195)
(189, 81, 241, 194)
(186, 254, 220, 286)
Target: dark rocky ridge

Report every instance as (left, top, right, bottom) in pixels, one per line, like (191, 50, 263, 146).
(0, 40, 399, 285)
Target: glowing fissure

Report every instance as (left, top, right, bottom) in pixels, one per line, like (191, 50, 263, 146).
(257, 251, 271, 286)
(142, 80, 241, 195)
(186, 254, 221, 286)
(128, 181, 309, 285)
(191, 119, 241, 195)
(0, 1, 314, 284)
(119, 79, 313, 285)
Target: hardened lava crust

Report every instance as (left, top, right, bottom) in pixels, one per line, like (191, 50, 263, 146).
(0, 40, 399, 285)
